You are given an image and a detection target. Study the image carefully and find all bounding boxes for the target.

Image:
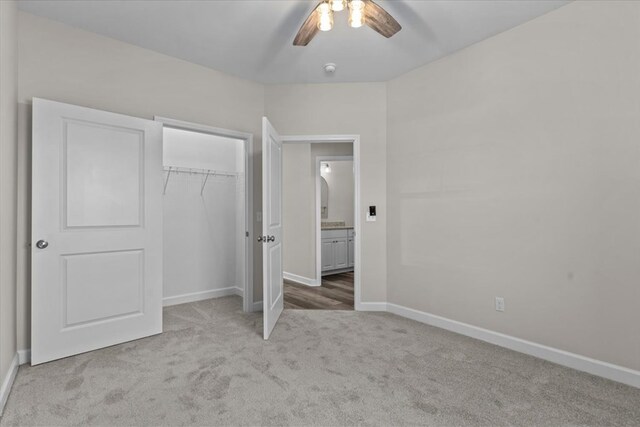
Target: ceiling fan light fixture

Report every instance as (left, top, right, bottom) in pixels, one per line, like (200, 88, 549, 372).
(316, 2, 334, 32)
(348, 0, 365, 28)
(330, 0, 346, 12)
(293, 0, 400, 46)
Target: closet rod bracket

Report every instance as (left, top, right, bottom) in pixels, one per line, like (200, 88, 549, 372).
(200, 170, 212, 196)
(163, 166, 173, 195)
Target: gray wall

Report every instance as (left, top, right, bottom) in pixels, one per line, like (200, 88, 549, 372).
(387, 0, 640, 371)
(283, 143, 314, 279)
(0, 0, 19, 401)
(322, 161, 355, 227)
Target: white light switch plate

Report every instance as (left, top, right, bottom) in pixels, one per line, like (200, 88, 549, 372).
(256, 212, 262, 222)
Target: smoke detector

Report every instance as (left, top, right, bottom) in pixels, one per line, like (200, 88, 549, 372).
(324, 63, 337, 74)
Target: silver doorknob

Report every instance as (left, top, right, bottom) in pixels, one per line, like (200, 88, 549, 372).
(36, 240, 49, 249)
(267, 236, 275, 242)
(257, 236, 264, 242)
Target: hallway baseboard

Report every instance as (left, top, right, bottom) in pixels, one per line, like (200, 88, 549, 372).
(283, 272, 319, 287)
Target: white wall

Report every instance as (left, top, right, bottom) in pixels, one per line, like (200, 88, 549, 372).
(163, 174, 242, 301)
(163, 127, 243, 173)
(387, 0, 640, 371)
(266, 84, 387, 303)
(0, 0, 19, 409)
(282, 143, 353, 280)
(16, 11, 264, 352)
(162, 129, 245, 303)
(321, 161, 354, 227)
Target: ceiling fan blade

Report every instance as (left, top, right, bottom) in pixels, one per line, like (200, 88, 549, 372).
(364, 0, 402, 38)
(293, 3, 321, 46)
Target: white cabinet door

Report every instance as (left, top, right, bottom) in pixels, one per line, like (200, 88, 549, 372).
(31, 98, 163, 365)
(262, 117, 284, 340)
(321, 239, 335, 271)
(348, 238, 355, 268)
(334, 238, 349, 269)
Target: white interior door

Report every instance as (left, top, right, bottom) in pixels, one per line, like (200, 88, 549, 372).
(262, 117, 283, 339)
(31, 98, 163, 365)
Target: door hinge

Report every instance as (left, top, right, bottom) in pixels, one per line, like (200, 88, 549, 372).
(246, 231, 249, 237)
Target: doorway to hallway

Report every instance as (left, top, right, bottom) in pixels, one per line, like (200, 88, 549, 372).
(281, 142, 356, 312)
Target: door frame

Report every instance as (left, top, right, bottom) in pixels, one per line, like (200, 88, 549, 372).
(316, 155, 354, 280)
(281, 135, 362, 310)
(154, 116, 255, 313)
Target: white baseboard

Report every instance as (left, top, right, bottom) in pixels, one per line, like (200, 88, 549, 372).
(17, 349, 30, 366)
(0, 353, 19, 416)
(283, 272, 319, 287)
(253, 300, 263, 312)
(163, 286, 242, 307)
(356, 302, 388, 311)
(386, 303, 640, 389)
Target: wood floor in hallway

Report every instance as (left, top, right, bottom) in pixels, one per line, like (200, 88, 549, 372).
(284, 272, 354, 310)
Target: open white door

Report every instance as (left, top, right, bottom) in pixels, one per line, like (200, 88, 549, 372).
(261, 117, 283, 339)
(31, 98, 163, 365)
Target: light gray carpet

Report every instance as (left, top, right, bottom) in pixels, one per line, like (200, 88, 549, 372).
(1, 296, 639, 426)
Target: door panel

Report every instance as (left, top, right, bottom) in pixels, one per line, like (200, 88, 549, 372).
(334, 238, 349, 269)
(64, 121, 143, 227)
(63, 250, 143, 327)
(32, 98, 163, 365)
(321, 239, 335, 271)
(262, 117, 283, 339)
(269, 245, 282, 307)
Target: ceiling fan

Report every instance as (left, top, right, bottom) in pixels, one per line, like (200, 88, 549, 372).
(293, 0, 401, 46)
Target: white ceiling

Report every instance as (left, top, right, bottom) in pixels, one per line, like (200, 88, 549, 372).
(18, 0, 569, 84)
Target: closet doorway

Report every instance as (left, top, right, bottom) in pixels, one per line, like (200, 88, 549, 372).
(155, 117, 253, 313)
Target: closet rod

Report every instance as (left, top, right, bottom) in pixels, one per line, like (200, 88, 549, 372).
(162, 166, 240, 178)
(162, 166, 241, 195)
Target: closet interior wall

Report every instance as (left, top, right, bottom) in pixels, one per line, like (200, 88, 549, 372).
(162, 127, 245, 305)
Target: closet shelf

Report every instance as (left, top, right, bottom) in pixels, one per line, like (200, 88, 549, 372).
(162, 166, 242, 195)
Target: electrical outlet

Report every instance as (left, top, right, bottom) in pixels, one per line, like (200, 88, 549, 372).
(495, 297, 505, 312)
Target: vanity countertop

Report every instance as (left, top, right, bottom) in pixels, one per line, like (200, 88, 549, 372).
(321, 226, 354, 230)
